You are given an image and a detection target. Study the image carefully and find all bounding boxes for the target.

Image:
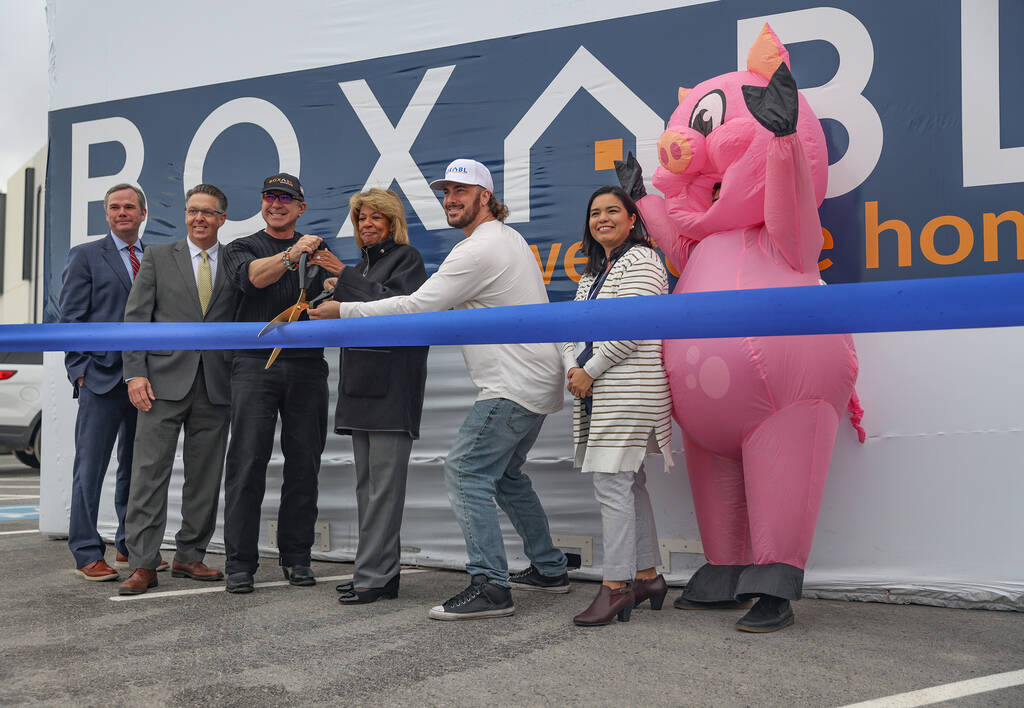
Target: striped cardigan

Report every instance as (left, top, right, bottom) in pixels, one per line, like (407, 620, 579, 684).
(562, 245, 673, 473)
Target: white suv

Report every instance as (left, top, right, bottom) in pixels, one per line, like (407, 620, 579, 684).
(0, 351, 43, 467)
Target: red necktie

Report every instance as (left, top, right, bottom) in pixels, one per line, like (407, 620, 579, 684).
(127, 244, 140, 279)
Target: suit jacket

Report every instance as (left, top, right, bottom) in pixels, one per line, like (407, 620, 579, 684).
(60, 235, 143, 396)
(122, 239, 237, 405)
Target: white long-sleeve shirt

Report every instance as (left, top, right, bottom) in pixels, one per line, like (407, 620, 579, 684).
(337, 220, 563, 415)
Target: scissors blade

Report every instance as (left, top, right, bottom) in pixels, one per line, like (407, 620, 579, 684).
(264, 347, 283, 370)
(257, 287, 311, 337)
(263, 302, 307, 370)
(258, 306, 297, 338)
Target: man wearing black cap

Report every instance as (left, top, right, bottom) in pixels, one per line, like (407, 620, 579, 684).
(219, 173, 329, 593)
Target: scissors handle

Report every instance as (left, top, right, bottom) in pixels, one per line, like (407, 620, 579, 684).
(298, 250, 321, 291)
(308, 287, 335, 308)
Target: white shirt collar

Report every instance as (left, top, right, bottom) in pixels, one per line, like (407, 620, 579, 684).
(187, 239, 219, 259)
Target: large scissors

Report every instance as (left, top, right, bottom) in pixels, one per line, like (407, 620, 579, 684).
(257, 250, 329, 369)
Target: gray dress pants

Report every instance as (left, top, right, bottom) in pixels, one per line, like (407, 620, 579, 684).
(351, 430, 413, 588)
(125, 367, 229, 570)
(591, 464, 662, 581)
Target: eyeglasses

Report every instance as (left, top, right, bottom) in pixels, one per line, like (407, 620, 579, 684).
(263, 192, 300, 204)
(185, 207, 224, 218)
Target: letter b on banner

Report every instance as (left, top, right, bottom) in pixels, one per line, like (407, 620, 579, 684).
(70, 117, 145, 248)
(737, 8, 883, 199)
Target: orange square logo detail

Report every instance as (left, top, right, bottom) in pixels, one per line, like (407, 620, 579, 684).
(594, 139, 623, 171)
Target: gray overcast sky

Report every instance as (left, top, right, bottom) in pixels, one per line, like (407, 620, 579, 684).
(0, 0, 48, 187)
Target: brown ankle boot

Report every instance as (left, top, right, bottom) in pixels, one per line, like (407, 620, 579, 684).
(632, 574, 668, 610)
(573, 584, 635, 626)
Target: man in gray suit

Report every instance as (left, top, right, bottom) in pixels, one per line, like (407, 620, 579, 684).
(118, 183, 237, 595)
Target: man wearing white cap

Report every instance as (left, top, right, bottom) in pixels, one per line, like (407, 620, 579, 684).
(310, 159, 568, 620)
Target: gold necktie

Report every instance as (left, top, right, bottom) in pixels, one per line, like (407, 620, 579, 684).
(197, 250, 212, 314)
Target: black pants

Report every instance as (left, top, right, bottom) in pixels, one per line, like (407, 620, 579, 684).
(223, 355, 328, 574)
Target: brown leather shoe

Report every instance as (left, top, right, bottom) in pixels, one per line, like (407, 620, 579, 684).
(118, 568, 158, 595)
(171, 559, 224, 581)
(74, 559, 119, 581)
(573, 584, 635, 626)
(115, 551, 168, 572)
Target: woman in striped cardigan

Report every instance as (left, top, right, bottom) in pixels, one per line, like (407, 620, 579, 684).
(565, 185, 674, 627)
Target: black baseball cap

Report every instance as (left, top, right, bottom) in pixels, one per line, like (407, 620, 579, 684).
(262, 172, 304, 199)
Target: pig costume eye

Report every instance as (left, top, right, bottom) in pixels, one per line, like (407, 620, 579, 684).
(689, 90, 726, 137)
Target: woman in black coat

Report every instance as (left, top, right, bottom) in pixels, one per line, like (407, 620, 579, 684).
(317, 187, 428, 604)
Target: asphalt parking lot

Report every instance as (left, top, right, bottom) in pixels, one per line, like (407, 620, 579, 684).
(1, 461, 1022, 707)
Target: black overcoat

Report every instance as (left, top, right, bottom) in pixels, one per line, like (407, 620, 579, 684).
(332, 239, 429, 438)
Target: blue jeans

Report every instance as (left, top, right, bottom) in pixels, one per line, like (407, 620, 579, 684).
(443, 398, 567, 586)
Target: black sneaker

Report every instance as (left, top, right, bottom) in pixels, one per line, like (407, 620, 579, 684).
(509, 565, 570, 594)
(429, 575, 515, 620)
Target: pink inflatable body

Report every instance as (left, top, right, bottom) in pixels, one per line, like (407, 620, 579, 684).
(635, 25, 861, 602)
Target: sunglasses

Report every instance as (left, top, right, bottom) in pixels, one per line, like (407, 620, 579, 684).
(263, 192, 300, 204)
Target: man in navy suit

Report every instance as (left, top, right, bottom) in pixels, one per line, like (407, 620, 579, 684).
(60, 183, 158, 580)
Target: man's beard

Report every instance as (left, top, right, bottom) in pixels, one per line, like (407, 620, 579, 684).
(447, 198, 481, 229)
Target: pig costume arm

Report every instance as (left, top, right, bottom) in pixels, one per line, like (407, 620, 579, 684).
(750, 62, 825, 276)
(637, 196, 700, 274)
(614, 152, 700, 274)
(762, 136, 822, 274)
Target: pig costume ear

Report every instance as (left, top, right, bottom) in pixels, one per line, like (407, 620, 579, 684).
(678, 87, 692, 104)
(747, 23, 791, 80)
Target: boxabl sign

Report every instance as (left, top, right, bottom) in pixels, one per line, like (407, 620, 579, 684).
(38, 0, 1024, 607)
(44, 0, 1024, 317)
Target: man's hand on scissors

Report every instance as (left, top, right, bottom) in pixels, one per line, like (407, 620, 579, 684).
(294, 234, 322, 255)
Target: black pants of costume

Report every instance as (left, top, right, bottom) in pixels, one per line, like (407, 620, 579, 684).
(223, 355, 328, 575)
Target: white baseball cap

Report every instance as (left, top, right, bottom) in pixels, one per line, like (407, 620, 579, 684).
(429, 159, 494, 192)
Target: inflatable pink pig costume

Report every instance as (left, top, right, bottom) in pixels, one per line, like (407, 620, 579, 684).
(616, 25, 862, 631)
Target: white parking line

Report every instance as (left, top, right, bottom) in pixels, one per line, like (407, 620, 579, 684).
(0, 485, 41, 489)
(0, 529, 38, 536)
(839, 668, 1024, 707)
(0, 494, 40, 500)
(109, 568, 428, 601)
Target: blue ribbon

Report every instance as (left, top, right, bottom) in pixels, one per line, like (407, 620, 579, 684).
(4, 273, 1024, 352)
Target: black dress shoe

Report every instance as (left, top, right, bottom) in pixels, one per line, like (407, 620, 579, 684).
(337, 575, 400, 605)
(282, 565, 316, 586)
(735, 595, 794, 633)
(226, 571, 254, 594)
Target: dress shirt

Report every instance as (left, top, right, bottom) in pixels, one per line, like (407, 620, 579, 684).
(109, 233, 143, 281)
(187, 239, 220, 286)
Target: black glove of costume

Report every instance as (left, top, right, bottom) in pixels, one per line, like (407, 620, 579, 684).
(614, 151, 647, 202)
(742, 61, 799, 137)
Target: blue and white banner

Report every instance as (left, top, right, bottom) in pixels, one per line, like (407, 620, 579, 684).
(37, 1, 1024, 608)
(44, 0, 1024, 320)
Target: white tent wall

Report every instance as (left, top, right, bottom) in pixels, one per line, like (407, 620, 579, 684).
(38, 0, 1024, 609)
(57, 329, 1023, 610)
